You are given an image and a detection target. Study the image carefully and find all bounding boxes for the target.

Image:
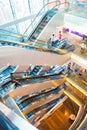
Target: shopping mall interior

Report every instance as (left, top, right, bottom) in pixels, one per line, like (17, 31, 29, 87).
(0, 0, 87, 130)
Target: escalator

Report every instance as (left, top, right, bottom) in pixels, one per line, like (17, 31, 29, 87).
(29, 65, 43, 76)
(10, 88, 66, 126)
(0, 65, 18, 84)
(0, 68, 67, 98)
(23, 1, 70, 42)
(11, 65, 66, 84)
(0, 38, 74, 55)
(0, 81, 17, 98)
(16, 86, 63, 111)
(0, 2, 70, 54)
(25, 94, 65, 125)
(28, 8, 57, 42)
(25, 38, 73, 55)
(0, 64, 70, 98)
(0, 2, 69, 45)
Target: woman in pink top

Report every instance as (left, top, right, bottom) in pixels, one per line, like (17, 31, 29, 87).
(58, 31, 62, 40)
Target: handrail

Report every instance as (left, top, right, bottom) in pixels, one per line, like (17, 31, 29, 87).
(0, 33, 21, 39)
(0, 30, 22, 42)
(11, 72, 66, 81)
(0, 36, 21, 43)
(0, 28, 19, 35)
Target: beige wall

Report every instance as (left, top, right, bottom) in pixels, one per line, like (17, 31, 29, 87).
(0, 46, 71, 68)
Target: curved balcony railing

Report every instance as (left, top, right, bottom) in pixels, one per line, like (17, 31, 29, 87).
(0, 28, 23, 43)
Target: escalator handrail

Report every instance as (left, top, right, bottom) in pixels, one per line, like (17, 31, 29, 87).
(0, 28, 19, 36)
(23, 1, 70, 37)
(0, 31, 22, 42)
(11, 70, 66, 81)
(0, 33, 21, 39)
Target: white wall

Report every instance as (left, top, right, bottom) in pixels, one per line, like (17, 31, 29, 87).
(64, 13, 87, 35)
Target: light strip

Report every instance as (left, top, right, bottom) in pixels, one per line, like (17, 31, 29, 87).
(63, 90, 81, 106)
(66, 78, 87, 96)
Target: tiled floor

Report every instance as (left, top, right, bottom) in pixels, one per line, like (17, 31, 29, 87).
(63, 32, 87, 59)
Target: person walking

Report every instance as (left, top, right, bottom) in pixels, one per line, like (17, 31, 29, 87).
(80, 42, 86, 53)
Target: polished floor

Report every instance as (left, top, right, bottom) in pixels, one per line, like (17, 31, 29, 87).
(38, 98, 79, 130)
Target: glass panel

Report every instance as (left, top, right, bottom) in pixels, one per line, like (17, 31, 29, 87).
(18, 20, 32, 34)
(32, 15, 43, 29)
(0, 0, 13, 25)
(0, 0, 48, 37)
(5, 25, 17, 33)
(0, 25, 20, 42)
(0, 25, 18, 41)
(29, 0, 44, 14)
(11, 0, 30, 19)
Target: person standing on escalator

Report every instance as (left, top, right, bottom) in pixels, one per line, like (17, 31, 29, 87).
(20, 34, 24, 42)
(50, 34, 55, 46)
